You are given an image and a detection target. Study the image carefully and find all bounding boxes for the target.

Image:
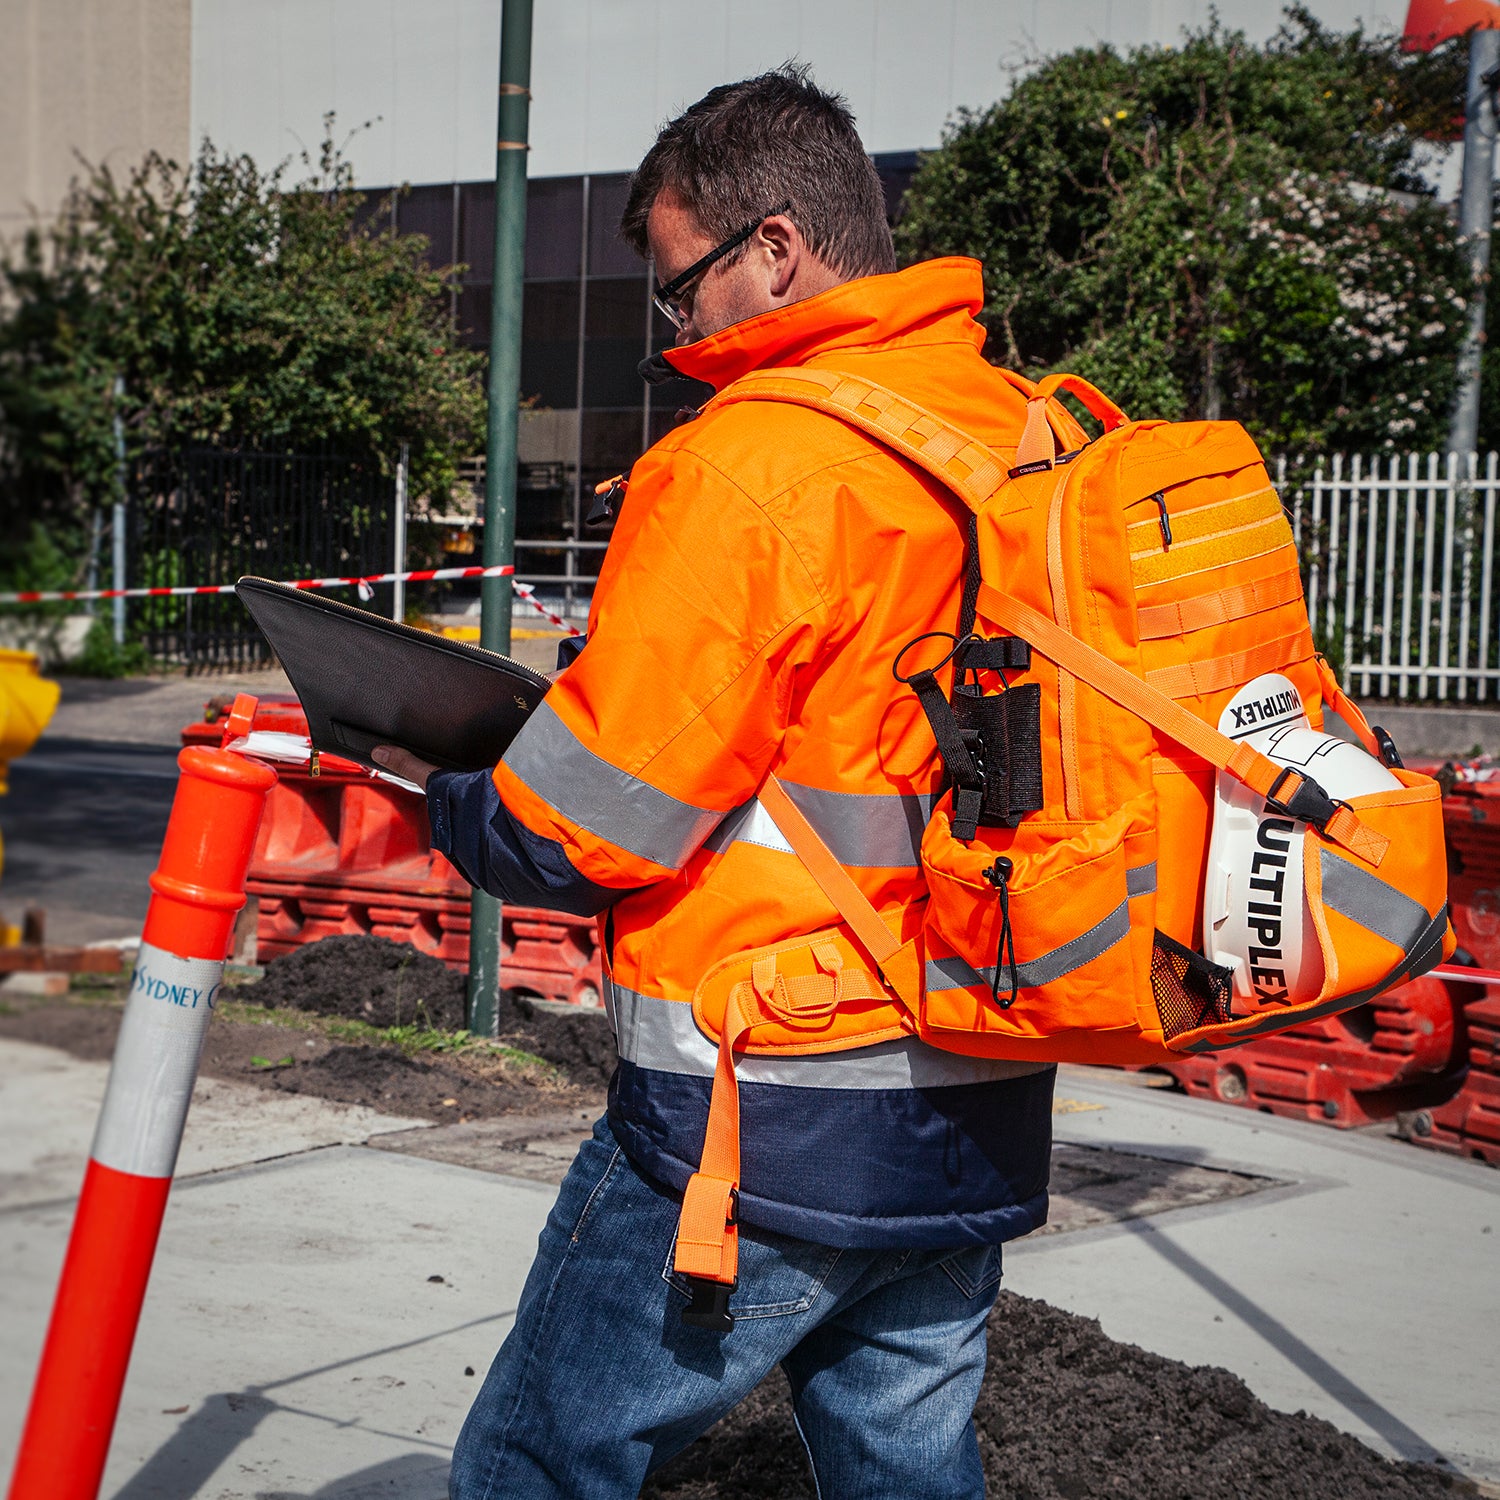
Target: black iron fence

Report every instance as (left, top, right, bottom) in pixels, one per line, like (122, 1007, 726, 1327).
(126, 447, 396, 672)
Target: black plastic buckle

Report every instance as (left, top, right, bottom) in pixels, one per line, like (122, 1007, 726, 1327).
(1373, 725, 1404, 770)
(586, 476, 626, 525)
(1264, 767, 1337, 829)
(681, 1276, 736, 1331)
(956, 636, 1032, 674)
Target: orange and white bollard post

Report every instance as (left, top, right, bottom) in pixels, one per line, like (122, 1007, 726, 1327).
(8, 713, 276, 1500)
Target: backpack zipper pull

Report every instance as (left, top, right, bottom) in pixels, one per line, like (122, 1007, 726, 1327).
(1149, 491, 1172, 550)
(982, 856, 1019, 1009)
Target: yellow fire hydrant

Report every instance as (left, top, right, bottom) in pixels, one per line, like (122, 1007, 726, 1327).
(0, 649, 60, 943)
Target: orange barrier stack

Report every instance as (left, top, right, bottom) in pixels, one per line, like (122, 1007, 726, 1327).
(1410, 970, 1500, 1165)
(185, 698, 604, 1007)
(1436, 769, 1500, 972)
(8, 703, 275, 1500)
(1148, 974, 1464, 1126)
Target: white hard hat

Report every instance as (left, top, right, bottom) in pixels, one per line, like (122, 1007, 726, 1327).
(1202, 672, 1400, 1009)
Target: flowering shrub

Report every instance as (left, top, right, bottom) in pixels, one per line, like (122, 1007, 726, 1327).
(896, 9, 1469, 453)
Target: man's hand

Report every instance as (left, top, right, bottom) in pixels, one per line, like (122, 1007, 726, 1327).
(371, 745, 441, 790)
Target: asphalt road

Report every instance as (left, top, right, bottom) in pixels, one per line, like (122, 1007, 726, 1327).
(1, 738, 179, 945)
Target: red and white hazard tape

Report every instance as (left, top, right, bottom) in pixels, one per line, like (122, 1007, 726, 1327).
(514, 581, 583, 637)
(0, 562, 516, 606)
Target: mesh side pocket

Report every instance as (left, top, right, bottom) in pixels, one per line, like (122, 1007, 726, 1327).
(1151, 931, 1235, 1042)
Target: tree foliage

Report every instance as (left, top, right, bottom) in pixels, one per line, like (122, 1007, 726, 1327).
(0, 127, 485, 559)
(895, 7, 1470, 454)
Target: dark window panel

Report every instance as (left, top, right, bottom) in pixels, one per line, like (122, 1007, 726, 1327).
(872, 152, 919, 226)
(582, 276, 649, 408)
(581, 409, 648, 489)
(393, 183, 456, 268)
(460, 181, 494, 284)
(584, 349, 647, 410)
(527, 177, 585, 279)
(588, 173, 641, 278)
(522, 279, 582, 409)
(455, 283, 490, 347)
(516, 462, 573, 547)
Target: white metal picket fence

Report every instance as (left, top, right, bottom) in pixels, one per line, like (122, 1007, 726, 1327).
(1276, 453, 1500, 703)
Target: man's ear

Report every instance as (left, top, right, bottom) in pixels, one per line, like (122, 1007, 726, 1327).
(757, 213, 801, 299)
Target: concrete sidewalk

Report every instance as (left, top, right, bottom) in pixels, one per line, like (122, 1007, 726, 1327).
(2, 1039, 1497, 1496)
(0, 1039, 552, 1498)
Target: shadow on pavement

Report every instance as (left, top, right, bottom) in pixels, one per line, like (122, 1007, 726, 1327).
(1122, 1198, 1445, 1465)
(262, 1451, 450, 1498)
(108, 1309, 511, 1500)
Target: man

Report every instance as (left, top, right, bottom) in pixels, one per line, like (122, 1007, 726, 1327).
(377, 66, 1055, 1500)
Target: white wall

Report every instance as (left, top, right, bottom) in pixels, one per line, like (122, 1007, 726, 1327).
(2, 0, 191, 238)
(190, 0, 1412, 188)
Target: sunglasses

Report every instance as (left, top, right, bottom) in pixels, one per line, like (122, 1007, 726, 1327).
(652, 201, 793, 331)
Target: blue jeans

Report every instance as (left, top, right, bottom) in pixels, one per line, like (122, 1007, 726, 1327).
(450, 1118, 1004, 1500)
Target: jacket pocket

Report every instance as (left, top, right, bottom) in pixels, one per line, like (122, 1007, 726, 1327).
(692, 919, 918, 1057)
(919, 800, 1142, 1043)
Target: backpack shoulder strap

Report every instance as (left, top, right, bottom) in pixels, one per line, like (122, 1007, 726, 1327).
(714, 367, 1005, 513)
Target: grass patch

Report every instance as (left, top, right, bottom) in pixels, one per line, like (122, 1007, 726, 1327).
(212, 996, 556, 1073)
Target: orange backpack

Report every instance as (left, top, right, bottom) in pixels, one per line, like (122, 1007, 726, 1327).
(670, 367, 1453, 1318)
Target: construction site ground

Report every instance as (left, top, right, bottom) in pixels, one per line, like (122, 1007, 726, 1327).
(2, 974, 1497, 1498)
(1, 667, 1497, 1496)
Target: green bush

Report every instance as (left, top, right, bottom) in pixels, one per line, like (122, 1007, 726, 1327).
(896, 7, 1469, 455)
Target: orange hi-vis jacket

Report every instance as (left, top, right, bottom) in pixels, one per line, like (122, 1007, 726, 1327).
(440, 260, 1063, 1246)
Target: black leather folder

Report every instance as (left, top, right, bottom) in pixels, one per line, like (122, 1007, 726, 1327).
(236, 577, 550, 773)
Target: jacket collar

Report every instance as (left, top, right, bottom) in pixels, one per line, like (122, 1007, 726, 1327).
(640, 257, 988, 394)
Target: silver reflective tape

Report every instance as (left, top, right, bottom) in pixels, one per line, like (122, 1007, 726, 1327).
(1318, 848, 1431, 954)
(1126, 861, 1157, 898)
(90, 942, 223, 1178)
(503, 700, 724, 870)
(704, 783, 934, 869)
(606, 979, 1046, 1088)
(703, 798, 793, 856)
(925, 899, 1131, 994)
(779, 782, 935, 869)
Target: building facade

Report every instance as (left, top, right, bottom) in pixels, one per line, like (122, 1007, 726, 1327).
(3, 0, 1414, 587)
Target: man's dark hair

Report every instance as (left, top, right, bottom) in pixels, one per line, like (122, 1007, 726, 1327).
(622, 65, 895, 281)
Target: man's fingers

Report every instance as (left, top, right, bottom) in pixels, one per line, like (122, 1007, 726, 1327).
(371, 745, 440, 790)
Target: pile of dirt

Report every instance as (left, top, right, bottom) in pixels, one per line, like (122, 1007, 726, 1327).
(502, 1002, 617, 1091)
(263, 1043, 547, 1119)
(643, 1292, 1470, 1500)
(253, 935, 617, 1091)
(253, 936, 468, 1030)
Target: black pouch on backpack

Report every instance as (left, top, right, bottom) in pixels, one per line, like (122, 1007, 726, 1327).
(952, 679, 1044, 829)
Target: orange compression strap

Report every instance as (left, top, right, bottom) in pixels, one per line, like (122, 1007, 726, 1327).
(758, 776, 899, 965)
(673, 947, 887, 1322)
(673, 982, 750, 1322)
(757, 775, 922, 1009)
(1134, 569, 1306, 639)
(977, 584, 1390, 867)
(1315, 663, 1383, 756)
(1143, 628, 1314, 701)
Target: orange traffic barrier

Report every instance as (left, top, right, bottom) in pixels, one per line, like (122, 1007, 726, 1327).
(7, 724, 276, 1500)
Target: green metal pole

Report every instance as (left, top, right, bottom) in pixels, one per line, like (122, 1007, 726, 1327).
(468, 0, 532, 1037)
